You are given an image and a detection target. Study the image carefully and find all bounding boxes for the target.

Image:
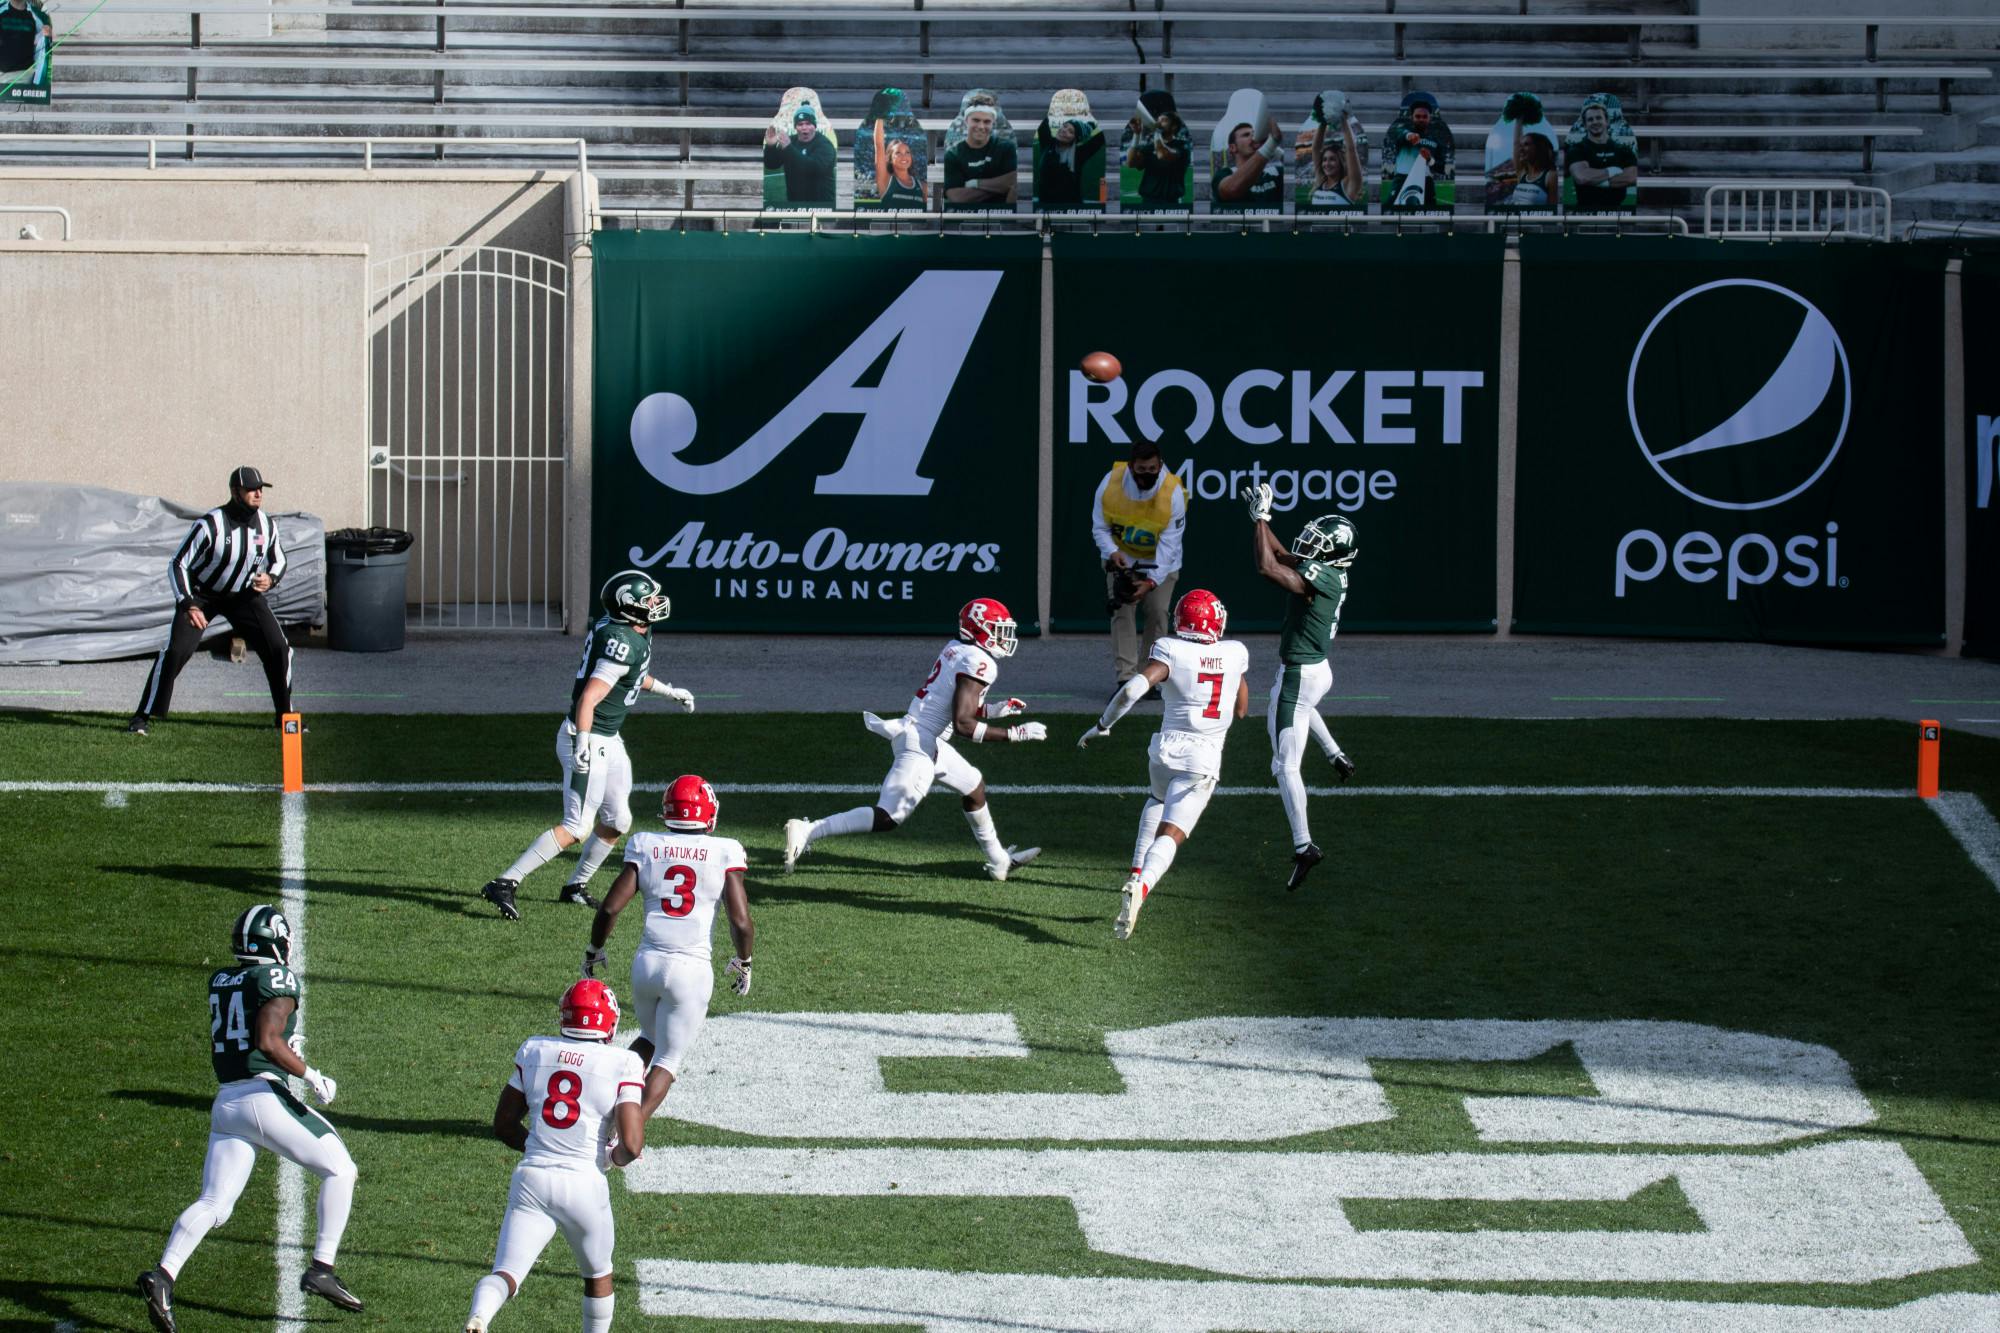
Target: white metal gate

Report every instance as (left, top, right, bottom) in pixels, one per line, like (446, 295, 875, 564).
(367, 246, 568, 629)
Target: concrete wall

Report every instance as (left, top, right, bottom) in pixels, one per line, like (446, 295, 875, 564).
(0, 241, 368, 525)
(0, 168, 574, 271)
(1695, 0, 2000, 52)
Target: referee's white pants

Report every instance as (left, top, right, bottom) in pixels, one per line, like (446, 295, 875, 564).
(159, 1077, 357, 1276)
(491, 1162, 616, 1285)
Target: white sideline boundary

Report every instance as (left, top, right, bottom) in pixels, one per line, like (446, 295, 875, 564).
(274, 792, 308, 1332)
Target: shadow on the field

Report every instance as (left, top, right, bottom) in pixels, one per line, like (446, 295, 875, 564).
(100, 861, 470, 914)
(9, 945, 558, 1003)
(0, 1208, 494, 1278)
(0, 1274, 266, 1328)
(752, 869, 1095, 946)
(109, 1088, 488, 1140)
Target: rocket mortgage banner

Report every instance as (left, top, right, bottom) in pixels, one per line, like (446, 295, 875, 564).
(591, 230, 1041, 632)
(1051, 232, 1504, 633)
(1512, 237, 1946, 643)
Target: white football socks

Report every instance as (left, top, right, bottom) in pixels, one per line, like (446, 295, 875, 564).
(312, 1167, 355, 1265)
(567, 834, 616, 888)
(809, 806, 876, 845)
(1130, 798, 1164, 872)
(1138, 835, 1178, 896)
(503, 830, 564, 883)
(965, 803, 1008, 864)
(468, 1273, 509, 1326)
(1276, 769, 1312, 850)
(1308, 710, 1343, 761)
(583, 1293, 615, 1333)
(159, 1199, 222, 1278)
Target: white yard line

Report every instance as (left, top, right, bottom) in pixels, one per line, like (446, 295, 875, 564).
(1928, 791, 2000, 894)
(0, 779, 1917, 798)
(275, 791, 308, 1333)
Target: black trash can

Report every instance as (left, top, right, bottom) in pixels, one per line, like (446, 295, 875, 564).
(325, 527, 414, 652)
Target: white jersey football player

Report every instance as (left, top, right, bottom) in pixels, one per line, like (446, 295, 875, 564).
(586, 774, 754, 1117)
(782, 598, 1046, 881)
(465, 979, 646, 1333)
(1079, 589, 1249, 940)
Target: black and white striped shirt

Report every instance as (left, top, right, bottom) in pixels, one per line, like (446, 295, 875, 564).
(169, 505, 287, 603)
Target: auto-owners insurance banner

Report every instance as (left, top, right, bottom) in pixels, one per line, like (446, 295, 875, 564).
(1513, 237, 1946, 643)
(1051, 233, 1504, 632)
(592, 230, 1040, 632)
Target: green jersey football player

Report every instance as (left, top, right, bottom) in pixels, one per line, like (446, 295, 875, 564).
(136, 905, 363, 1332)
(480, 570, 696, 921)
(1244, 482, 1358, 890)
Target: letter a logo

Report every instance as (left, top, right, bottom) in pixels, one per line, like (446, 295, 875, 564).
(630, 269, 1004, 496)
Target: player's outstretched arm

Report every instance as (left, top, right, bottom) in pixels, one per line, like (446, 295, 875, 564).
(643, 675, 696, 712)
(1080, 660, 1170, 747)
(492, 1085, 530, 1152)
(1251, 517, 1310, 595)
(953, 674, 1045, 744)
(586, 865, 640, 976)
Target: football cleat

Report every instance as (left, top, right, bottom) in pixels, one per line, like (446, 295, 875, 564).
(1329, 750, 1357, 783)
(556, 882, 599, 909)
(1114, 874, 1146, 940)
(136, 1269, 176, 1333)
(466, 1322, 488, 1333)
(984, 845, 1041, 882)
(299, 1262, 364, 1313)
(127, 713, 150, 736)
(1286, 843, 1325, 892)
(480, 877, 521, 921)
(782, 819, 812, 874)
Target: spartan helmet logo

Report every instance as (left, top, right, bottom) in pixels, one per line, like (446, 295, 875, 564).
(1627, 279, 1851, 512)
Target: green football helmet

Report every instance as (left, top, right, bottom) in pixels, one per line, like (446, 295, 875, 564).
(1291, 514, 1358, 568)
(601, 569, 671, 625)
(232, 904, 293, 966)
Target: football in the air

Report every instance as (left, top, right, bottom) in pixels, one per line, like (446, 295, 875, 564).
(1081, 351, 1122, 383)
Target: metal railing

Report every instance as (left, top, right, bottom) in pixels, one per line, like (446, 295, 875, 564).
(1905, 220, 2000, 241)
(0, 204, 74, 239)
(1703, 182, 1892, 242)
(590, 206, 1692, 235)
(0, 132, 588, 171)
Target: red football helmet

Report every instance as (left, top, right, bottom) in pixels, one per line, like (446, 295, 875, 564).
(662, 774, 719, 832)
(558, 978, 620, 1041)
(1173, 588, 1227, 644)
(957, 598, 1018, 658)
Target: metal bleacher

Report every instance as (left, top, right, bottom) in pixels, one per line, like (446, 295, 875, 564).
(0, 1, 1994, 226)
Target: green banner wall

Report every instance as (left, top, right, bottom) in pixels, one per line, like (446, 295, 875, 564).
(1514, 238, 1946, 643)
(1050, 233, 1503, 633)
(591, 231, 1042, 632)
(1963, 249, 2000, 658)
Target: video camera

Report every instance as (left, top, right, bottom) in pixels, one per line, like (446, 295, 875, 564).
(1105, 558, 1156, 614)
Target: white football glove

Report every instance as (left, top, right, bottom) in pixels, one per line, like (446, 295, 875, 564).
(726, 955, 753, 996)
(1242, 482, 1274, 523)
(567, 723, 593, 775)
(1077, 724, 1112, 749)
(1008, 722, 1048, 743)
(287, 1032, 306, 1058)
(598, 1137, 627, 1171)
(303, 1066, 337, 1107)
(649, 679, 696, 712)
(981, 697, 1027, 720)
(583, 945, 608, 978)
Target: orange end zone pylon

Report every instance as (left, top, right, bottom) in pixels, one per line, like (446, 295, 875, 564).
(281, 712, 305, 793)
(1917, 719, 1941, 800)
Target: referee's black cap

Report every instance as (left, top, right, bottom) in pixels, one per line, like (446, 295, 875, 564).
(229, 465, 273, 491)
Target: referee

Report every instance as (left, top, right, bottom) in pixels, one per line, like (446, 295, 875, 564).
(129, 466, 294, 736)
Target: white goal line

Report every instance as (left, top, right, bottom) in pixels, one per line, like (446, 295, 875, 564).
(0, 780, 1922, 798)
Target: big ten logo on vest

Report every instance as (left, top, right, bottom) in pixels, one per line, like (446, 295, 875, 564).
(1615, 280, 1853, 601)
(1070, 365, 1485, 516)
(628, 269, 1004, 498)
(624, 1012, 1982, 1326)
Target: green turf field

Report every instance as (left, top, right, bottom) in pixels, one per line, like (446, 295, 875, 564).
(2, 711, 1997, 1331)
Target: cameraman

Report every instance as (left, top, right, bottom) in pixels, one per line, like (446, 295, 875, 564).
(1089, 440, 1186, 688)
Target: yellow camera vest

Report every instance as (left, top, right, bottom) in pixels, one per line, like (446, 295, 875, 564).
(1099, 462, 1180, 562)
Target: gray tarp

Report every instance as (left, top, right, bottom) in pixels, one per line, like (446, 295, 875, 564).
(0, 483, 325, 665)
